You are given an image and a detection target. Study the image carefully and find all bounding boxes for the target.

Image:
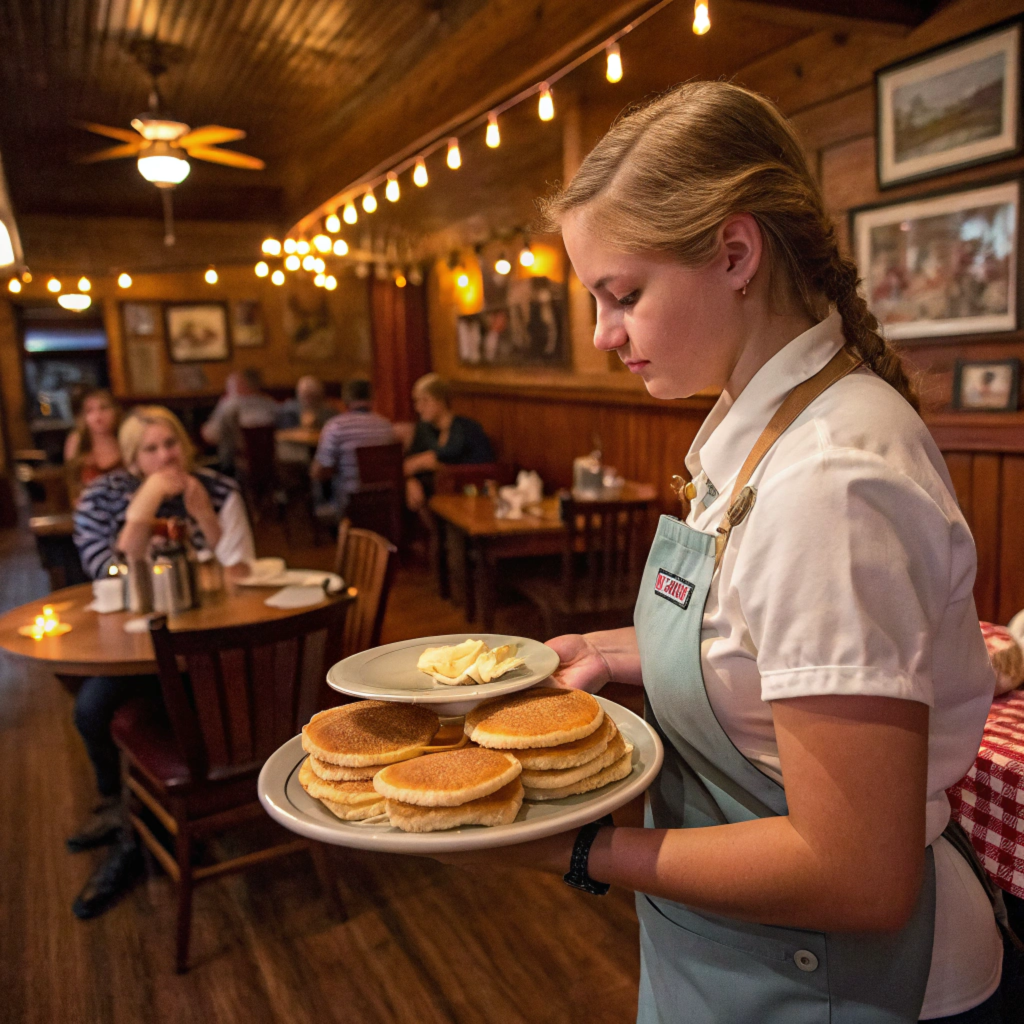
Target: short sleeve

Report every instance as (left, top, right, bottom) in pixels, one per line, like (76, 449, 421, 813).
(214, 490, 256, 567)
(731, 448, 957, 706)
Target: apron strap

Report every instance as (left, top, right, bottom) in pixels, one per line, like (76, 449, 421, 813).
(715, 345, 863, 568)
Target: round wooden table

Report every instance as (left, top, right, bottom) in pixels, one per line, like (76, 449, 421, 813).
(0, 582, 351, 677)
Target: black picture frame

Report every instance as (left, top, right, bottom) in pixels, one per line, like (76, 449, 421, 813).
(952, 358, 1021, 411)
(875, 17, 1022, 190)
(163, 302, 232, 363)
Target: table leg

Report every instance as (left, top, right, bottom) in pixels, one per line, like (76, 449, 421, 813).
(433, 513, 450, 600)
(477, 545, 498, 632)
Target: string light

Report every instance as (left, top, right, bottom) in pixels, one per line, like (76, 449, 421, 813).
(495, 255, 511, 275)
(313, 257, 325, 274)
(333, 239, 349, 256)
(285, 254, 300, 271)
(362, 188, 377, 213)
(262, 238, 282, 256)
(313, 233, 332, 253)
(385, 172, 400, 202)
(325, 213, 341, 233)
(8, 278, 21, 293)
(255, 261, 269, 277)
(486, 112, 500, 148)
(413, 158, 428, 187)
(538, 84, 554, 121)
(283, 239, 297, 254)
(314, 273, 326, 287)
(325, 275, 337, 290)
(693, 0, 710, 34)
(343, 202, 358, 224)
(118, 273, 132, 288)
(21, 271, 31, 283)
(271, 270, 285, 285)
(302, 255, 316, 271)
(47, 278, 61, 293)
(519, 244, 535, 268)
(446, 138, 461, 170)
(204, 267, 218, 284)
(606, 42, 623, 82)
(78, 277, 91, 291)
(296, 240, 311, 255)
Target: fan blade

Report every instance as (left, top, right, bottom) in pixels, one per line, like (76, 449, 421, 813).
(76, 120, 139, 143)
(184, 145, 264, 170)
(78, 141, 147, 163)
(177, 125, 246, 147)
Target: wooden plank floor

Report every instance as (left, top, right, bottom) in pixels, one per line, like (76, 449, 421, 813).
(0, 521, 641, 1024)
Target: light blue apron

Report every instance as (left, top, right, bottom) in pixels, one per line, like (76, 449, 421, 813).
(632, 348, 936, 1023)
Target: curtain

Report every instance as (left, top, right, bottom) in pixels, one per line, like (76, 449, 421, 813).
(369, 278, 430, 423)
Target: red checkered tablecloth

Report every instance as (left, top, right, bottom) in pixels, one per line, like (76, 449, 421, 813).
(948, 687, 1024, 899)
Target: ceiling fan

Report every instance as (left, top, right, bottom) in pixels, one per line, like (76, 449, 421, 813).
(76, 42, 265, 245)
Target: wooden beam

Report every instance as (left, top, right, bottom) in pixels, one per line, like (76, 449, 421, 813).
(739, 0, 939, 26)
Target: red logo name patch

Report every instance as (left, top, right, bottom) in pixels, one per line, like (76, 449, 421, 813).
(654, 568, 694, 610)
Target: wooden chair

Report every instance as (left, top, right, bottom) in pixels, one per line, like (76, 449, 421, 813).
(29, 512, 88, 590)
(110, 598, 350, 972)
(332, 522, 398, 658)
(433, 462, 516, 496)
(238, 423, 286, 523)
(513, 497, 649, 637)
(347, 442, 404, 545)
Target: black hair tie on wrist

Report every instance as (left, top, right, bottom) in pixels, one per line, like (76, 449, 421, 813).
(563, 813, 614, 896)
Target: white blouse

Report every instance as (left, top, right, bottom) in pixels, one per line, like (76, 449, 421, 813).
(684, 312, 1001, 1018)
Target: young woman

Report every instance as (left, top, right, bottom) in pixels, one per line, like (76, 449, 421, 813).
(464, 82, 1003, 1023)
(64, 388, 122, 500)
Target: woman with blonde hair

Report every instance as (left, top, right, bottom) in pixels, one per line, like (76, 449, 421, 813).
(449, 82, 1005, 1022)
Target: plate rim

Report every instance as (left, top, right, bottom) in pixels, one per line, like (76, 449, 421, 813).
(258, 695, 663, 853)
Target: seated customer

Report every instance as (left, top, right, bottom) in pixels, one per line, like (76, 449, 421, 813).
(311, 379, 395, 517)
(64, 388, 123, 501)
(200, 368, 279, 475)
(404, 373, 494, 512)
(67, 406, 255, 919)
(277, 375, 334, 430)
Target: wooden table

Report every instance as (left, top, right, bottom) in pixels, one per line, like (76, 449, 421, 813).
(275, 426, 322, 449)
(0, 582, 352, 677)
(430, 483, 657, 630)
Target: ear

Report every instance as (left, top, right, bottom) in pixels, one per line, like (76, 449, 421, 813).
(720, 213, 763, 293)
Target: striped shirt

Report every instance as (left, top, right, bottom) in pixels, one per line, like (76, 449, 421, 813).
(73, 468, 247, 579)
(314, 408, 395, 512)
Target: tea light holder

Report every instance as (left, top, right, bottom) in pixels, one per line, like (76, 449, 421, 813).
(18, 604, 72, 640)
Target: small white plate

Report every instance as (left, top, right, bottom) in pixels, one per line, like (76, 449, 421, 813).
(258, 696, 662, 853)
(327, 633, 560, 715)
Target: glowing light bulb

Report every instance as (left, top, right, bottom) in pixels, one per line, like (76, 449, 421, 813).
(446, 138, 461, 170)
(495, 256, 511, 275)
(325, 213, 341, 234)
(271, 270, 285, 285)
(47, 278, 61, 293)
(285, 254, 300, 271)
(362, 189, 377, 213)
(519, 245, 535, 268)
(395, 273, 407, 288)
(302, 255, 316, 271)
(283, 239, 297, 254)
(486, 112, 500, 148)
(325, 275, 337, 290)
(606, 42, 623, 83)
(693, 0, 710, 34)
(456, 271, 469, 288)
(8, 278, 21, 293)
(78, 277, 91, 291)
(118, 273, 132, 289)
(313, 233, 332, 253)
(313, 257, 325, 274)
(204, 267, 218, 285)
(262, 238, 282, 256)
(21, 271, 32, 283)
(296, 240, 311, 255)
(333, 239, 349, 256)
(538, 84, 554, 121)
(385, 173, 399, 202)
(255, 261, 269, 277)
(58, 293, 91, 311)
(343, 202, 358, 224)
(314, 273, 326, 287)
(413, 158, 428, 187)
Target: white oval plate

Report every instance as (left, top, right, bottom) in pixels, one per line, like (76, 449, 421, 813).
(326, 633, 560, 715)
(258, 696, 663, 853)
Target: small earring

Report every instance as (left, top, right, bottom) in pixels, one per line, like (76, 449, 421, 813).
(742, 278, 750, 296)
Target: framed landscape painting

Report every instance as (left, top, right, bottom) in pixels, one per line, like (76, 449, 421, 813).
(164, 302, 231, 362)
(876, 20, 1020, 188)
(852, 179, 1019, 341)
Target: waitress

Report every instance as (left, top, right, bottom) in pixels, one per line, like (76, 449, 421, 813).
(490, 82, 1005, 1022)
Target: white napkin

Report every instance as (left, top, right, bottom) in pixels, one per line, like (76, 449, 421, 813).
(239, 569, 343, 592)
(123, 616, 152, 634)
(264, 585, 330, 609)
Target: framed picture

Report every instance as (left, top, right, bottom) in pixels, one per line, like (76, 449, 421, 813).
(876, 20, 1021, 188)
(122, 301, 158, 337)
(164, 302, 231, 362)
(232, 299, 264, 347)
(953, 359, 1020, 410)
(852, 178, 1019, 341)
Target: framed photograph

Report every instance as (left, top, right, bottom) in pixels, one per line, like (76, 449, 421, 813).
(953, 359, 1020, 410)
(122, 301, 159, 337)
(852, 179, 1019, 340)
(164, 302, 231, 363)
(232, 299, 264, 347)
(877, 20, 1021, 188)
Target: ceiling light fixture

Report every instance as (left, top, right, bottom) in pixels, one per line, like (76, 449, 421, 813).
(313, 234, 332, 253)
(385, 172, 400, 202)
(538, 84, 554, 121)
(362, 189, 377, 213)
(693, 0, 710, 34)
(495, 255, 511, 275)
(446, 138, 461, 170)
(333, 239, 349, 256)
(0, 222, 14, 267)
(325, 275, 337, 290)
(343, 202, 358, 225)
(519, 243, 535, 268)
(271, 270, 285, 285)
(413, 158, 428, 187)
(78, 277, 91, 291)
(47, 278, 61, 293)
(118, 273, 132, 289)
(606, 42, 623, 82)
(314, 273, 325, 287)
(325, 213, 341, 233)
(204, 267, 218, 284)
(285, 254, 300, 271)
(255, 261, 269, 277)
(136, 140, 191, 187)
(8, 278, 22, 294)
(302, 255, 316, 271)
(262, 238, 282, 256)
(296, 240, 311, 255)
(486, 112, 500, 148)
(283, 238, 297, 254)
(58, 293, 91, 311)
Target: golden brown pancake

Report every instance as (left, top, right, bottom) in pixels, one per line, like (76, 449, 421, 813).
(520, 729, 627, 789)
(465, 687, 603, 749)
(373, 747, 521, 807)
(301, 701, 439, 767)
(524, 746, 634, 801)
(506, 715, 617, 770)
(386, 779, 524, 832)
(307, 755, 378, 781)
(298, 757, 387, 819)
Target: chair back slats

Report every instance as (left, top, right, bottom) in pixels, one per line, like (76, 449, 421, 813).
(149, 599, 350, 783)
(355, 442, 404, 487)
(337, 525, 398, 658)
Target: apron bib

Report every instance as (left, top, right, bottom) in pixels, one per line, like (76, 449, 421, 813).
(632, 347, 935, 1024)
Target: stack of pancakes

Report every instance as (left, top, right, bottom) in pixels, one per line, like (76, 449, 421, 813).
(373, 747, 524, 832)
(465, 687, 634, 801)
(299, 701, 464, 820)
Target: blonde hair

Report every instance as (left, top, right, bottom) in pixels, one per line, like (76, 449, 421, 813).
(540, 81, 918, 410)
(119, 406, 195, 473)
(412, 372, 452, 408)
